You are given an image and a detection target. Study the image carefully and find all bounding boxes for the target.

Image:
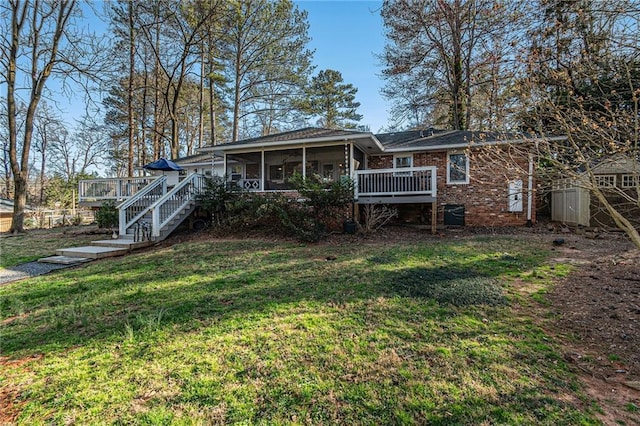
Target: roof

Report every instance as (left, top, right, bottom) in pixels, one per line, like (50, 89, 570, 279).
(197, 127, 564, 155)
(174, 152, 215, 165)
(0, 199, 34, 213)
(199, 127, 381, 153)
(219, 127, 370, 147)
(376, 129, 545, 151)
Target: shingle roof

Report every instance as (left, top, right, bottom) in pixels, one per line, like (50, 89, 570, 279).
(175, 152, 213, 164)
(218, 127, 370, 147)
(376, 129, 532, 150)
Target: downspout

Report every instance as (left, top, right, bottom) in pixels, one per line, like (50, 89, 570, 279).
(527, 153, 533, 226)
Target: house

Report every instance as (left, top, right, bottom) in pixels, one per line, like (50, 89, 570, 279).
(198, 127, 554, 231)
(551, 154, 640, 228)
(78, 127, 557, 240)
(0, 199, 35, 232)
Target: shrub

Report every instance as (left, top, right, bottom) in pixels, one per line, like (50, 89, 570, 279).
(196, 176, 240, 226)
(95, 200, 118, 229)
(197, 174, 355, 241)
(360, 204, 398, 233)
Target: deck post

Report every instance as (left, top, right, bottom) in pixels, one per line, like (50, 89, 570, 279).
(431, 200, 437, 234)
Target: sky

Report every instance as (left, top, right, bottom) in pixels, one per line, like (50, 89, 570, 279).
(49, 1, 390, 134)
(297, 1, 388, 132)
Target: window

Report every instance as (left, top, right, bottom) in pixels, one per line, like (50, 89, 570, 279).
(322, 164, 335, 182)
(269, 165, 283, 181)
(621, 174, 638, 188)
(595, 175, 616, 187)
(394, 154, 413, 176)
(448, 152, 469, 184)
(230, 164, 243, 181)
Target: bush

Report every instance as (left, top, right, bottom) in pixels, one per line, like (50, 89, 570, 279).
(95, 200, 118, 229)
(196, 174, 355, 242)
(196, 176, 240, 226)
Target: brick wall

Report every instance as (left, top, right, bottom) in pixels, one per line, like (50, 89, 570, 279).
(365, 146, 535, 227)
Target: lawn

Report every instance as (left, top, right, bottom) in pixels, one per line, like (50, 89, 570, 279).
(1, 226, 102, 267)
(0, 232, 597, 424)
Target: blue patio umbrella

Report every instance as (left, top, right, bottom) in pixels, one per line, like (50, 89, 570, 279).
(143, 158, 184, 171)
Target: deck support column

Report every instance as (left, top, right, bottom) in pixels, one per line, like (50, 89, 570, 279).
(261, 150, 265, 191)
(431, 200, 437, 234)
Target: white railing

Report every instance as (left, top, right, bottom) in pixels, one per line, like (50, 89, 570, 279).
(149, 173, 205, 238)
(118, 176, 167, 236)
(78, 177, 159, 201)
(355, 166, 437, 198)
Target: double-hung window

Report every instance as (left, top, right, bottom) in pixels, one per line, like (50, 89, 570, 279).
(394, 154, 413, 176)
(447, 151, 469, 184)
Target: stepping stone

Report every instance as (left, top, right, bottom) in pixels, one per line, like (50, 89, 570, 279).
(38, 255, 93, 265)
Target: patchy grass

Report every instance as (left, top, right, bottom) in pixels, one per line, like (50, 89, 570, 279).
(0, 235, 599, 424)
(1, 226, 101, 267)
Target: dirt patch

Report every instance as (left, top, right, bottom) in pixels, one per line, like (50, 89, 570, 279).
(543, 235, 640, 425)
(0, 355, 43, 424)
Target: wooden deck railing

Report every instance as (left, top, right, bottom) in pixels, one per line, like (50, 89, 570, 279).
(78, 177, 159, 201)
(354, 166, 437, 198)
(117, 177, 167, 236)
(149, 173, 205, 238)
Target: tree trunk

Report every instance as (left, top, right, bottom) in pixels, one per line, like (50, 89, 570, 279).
(198, 50, 205, 149)
(209, 74, 217, 145)
(127, 0, 135, 176)
(232, 37, 242, 142)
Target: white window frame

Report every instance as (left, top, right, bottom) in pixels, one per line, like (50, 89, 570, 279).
(595, 174, 616, 187)
(393, 154, 413, 176)
(621, 174, 638, 188)
(447, 151, 469, 184)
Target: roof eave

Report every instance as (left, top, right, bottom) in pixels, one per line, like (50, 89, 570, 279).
(198, 133, 383, 154)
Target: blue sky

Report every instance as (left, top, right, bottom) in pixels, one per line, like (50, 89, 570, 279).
(61, 1, 389, 133)
(297, 1, 387, 131)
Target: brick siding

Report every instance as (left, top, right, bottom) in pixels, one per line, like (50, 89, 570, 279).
(366, 146, 535, 227)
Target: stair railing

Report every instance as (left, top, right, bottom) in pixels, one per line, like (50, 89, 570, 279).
(148, 173, 205, 238)
(117, 176, 167, 236)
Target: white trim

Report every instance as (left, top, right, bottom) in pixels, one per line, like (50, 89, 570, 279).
(198, 133, 383, 154)
(393, 153, 413, 169)
(447, 151, 469, 185)
(595, 174, 616, 187)
(621, 174, 638, 188)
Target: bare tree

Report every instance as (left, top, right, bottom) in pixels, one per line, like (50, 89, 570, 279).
(1, 0, 102, 232)
(220, 0, 313, 141)
(381, 0, 524, 131)
(48, 115, 107, 181)
(33, 102, 64, 203)
(522, 0, 640, 247)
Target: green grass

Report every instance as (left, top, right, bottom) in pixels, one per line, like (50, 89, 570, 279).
(1, 226, 101, 267)
(0, 235, 599, 424)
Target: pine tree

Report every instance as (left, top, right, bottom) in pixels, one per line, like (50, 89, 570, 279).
(299, 69, 363, 129)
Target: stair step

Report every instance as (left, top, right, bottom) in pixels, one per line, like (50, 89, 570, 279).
(91, 239, 153, 250)
(56, 246, 129, 259)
